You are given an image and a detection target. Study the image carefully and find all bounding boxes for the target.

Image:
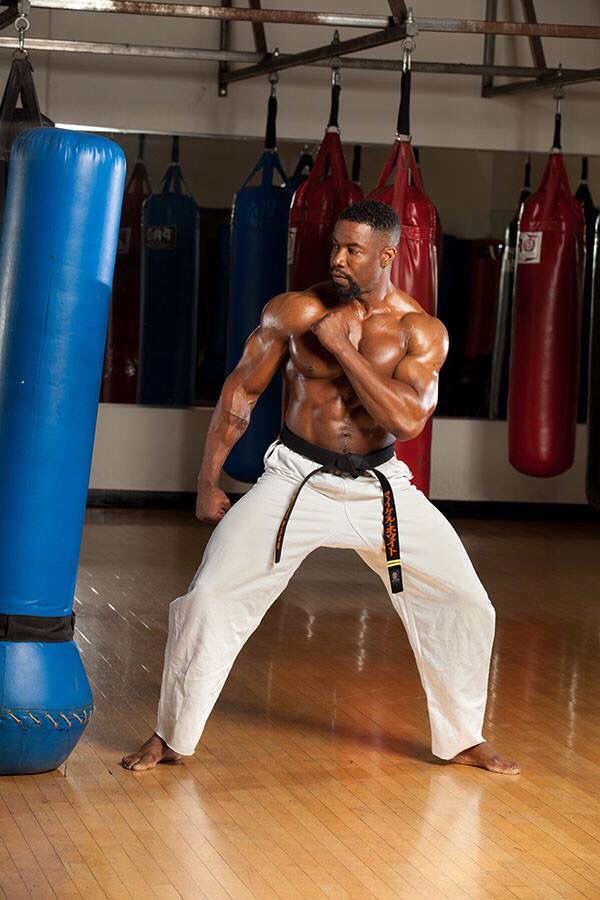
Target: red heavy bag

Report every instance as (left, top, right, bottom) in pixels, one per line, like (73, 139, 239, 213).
(368, 67, 441, 496)
(101, 135, 151, 402)
(508, 112, 584, 477)
(288, 79, 363, 290)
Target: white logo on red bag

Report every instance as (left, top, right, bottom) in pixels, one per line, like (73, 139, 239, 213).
(518, 231, 542, 264)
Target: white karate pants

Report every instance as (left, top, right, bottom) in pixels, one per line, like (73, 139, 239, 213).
(156, 439, 496, 759)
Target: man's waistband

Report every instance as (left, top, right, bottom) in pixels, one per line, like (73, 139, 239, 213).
(279, 424, 395, 478)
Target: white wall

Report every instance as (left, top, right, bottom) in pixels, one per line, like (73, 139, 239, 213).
(89, 406, 588, 504)
(3, 1, 600, 154)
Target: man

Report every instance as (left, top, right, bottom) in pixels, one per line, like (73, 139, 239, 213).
(122, 199, 519, 775)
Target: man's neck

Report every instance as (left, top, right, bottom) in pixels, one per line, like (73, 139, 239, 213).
(356, 280, 394, 314)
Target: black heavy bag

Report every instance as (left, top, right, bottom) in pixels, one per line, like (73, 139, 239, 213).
(224, 88, 291, 483)
(489, 157, 531, 420)
(102, 134, 151, 403)
(458, 239, 502, 417)
(436, 236, 473, 416)
(0, 52, 53, 228)
(352, 144, 362, 189)
(138, 137, 200, 406)
(587, 215, 600, 508)
(575, 157, 598, 422)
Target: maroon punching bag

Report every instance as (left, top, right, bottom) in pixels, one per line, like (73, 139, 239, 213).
(102, 135, 152, 402)
(508, 107, 584, 476)
(288, 69, 363, 291)
(368, 67, 441, 496)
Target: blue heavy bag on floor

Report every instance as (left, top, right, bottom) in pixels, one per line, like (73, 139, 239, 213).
(224, 89, 292, 483)
(0, 128, 125, 775)
(138, 136, 200, 406)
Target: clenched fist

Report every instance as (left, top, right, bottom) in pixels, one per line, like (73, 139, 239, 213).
(311, 309, 361, 353)
(196, 482, 231, 524)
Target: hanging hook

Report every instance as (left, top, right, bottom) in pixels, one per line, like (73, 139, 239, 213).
(269, 47, 280, 97)
(401, 7, 418, 72)
(330, 30, 341, 87)
(14, 0, 31, 56)
(553, 62, 564, 110)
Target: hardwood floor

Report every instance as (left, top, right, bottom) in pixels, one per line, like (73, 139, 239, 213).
(1, 509, 599, 899)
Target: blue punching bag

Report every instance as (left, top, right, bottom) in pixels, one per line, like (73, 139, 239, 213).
(224, 87, 291, 483)
(138, 136, 200, 406)
(0, 128, 125, 775)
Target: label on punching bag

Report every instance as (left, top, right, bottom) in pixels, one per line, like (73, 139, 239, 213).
(287, 227, 297, 265)
(118, 227, 131, 254)
(145, 225, 177, 250)
(517, 231, 543, 265)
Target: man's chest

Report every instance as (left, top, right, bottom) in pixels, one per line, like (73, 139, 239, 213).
(288, 316, 407, 380)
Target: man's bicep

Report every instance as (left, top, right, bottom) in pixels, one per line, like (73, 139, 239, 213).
(392, 317, 448, 412)
(234, 322, 288, 395)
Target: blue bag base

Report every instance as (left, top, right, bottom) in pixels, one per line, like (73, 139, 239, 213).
(0, 641, 93, 775)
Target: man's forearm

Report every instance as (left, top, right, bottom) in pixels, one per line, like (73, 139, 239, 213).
(334, 343, 422, 440)
(197, 386, 252, 486)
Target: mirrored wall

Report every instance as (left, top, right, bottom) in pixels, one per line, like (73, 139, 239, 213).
(93, 130, 599, 421)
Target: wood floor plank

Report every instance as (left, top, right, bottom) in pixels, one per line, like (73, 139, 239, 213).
(2, 509, 600, 900)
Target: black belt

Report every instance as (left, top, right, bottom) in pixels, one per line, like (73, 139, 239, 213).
(274, 425, 403, 593)
(0, 612, 75, 642)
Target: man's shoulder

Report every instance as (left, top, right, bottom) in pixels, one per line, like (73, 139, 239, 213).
(399, 309, 449, 360)
(262, 286, 328, 332)
(391, 290, 447, 342)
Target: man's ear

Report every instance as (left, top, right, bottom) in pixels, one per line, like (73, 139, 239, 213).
(381, 245, 397, 269)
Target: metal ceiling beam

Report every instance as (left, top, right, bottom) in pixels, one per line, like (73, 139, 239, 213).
(0, 3, 18, 29)
(341, 60, 580, 77)
(481, 0, 497, 96)
(0, 34, 588, 84)
(248, 0, 268, 58)
(520, 0, 546, 68)
(387, 0, 407, 25)
(485, 0, 553, 97)
(220, 24, 409, 86)
(483, 65, 600, 96)
(27, 2, 600, 39)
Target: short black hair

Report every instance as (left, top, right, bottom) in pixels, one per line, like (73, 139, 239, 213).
(337, 199, 400, 245)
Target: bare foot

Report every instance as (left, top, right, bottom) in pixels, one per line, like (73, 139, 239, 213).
(121, 734, 183, 771)
(450, 741, 520, 775)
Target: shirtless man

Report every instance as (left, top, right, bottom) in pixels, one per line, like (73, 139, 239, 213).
(122, 199, 519, 775)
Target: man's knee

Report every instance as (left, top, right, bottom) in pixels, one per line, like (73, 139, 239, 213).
(462, 581, 495, 620)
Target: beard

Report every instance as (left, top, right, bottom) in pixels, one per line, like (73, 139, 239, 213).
(331, 272, 362, 302)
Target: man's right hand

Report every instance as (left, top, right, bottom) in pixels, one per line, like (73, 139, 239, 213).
(195, 482, 231, 524)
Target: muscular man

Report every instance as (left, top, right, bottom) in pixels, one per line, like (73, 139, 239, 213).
(122, 200, 519, 775)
